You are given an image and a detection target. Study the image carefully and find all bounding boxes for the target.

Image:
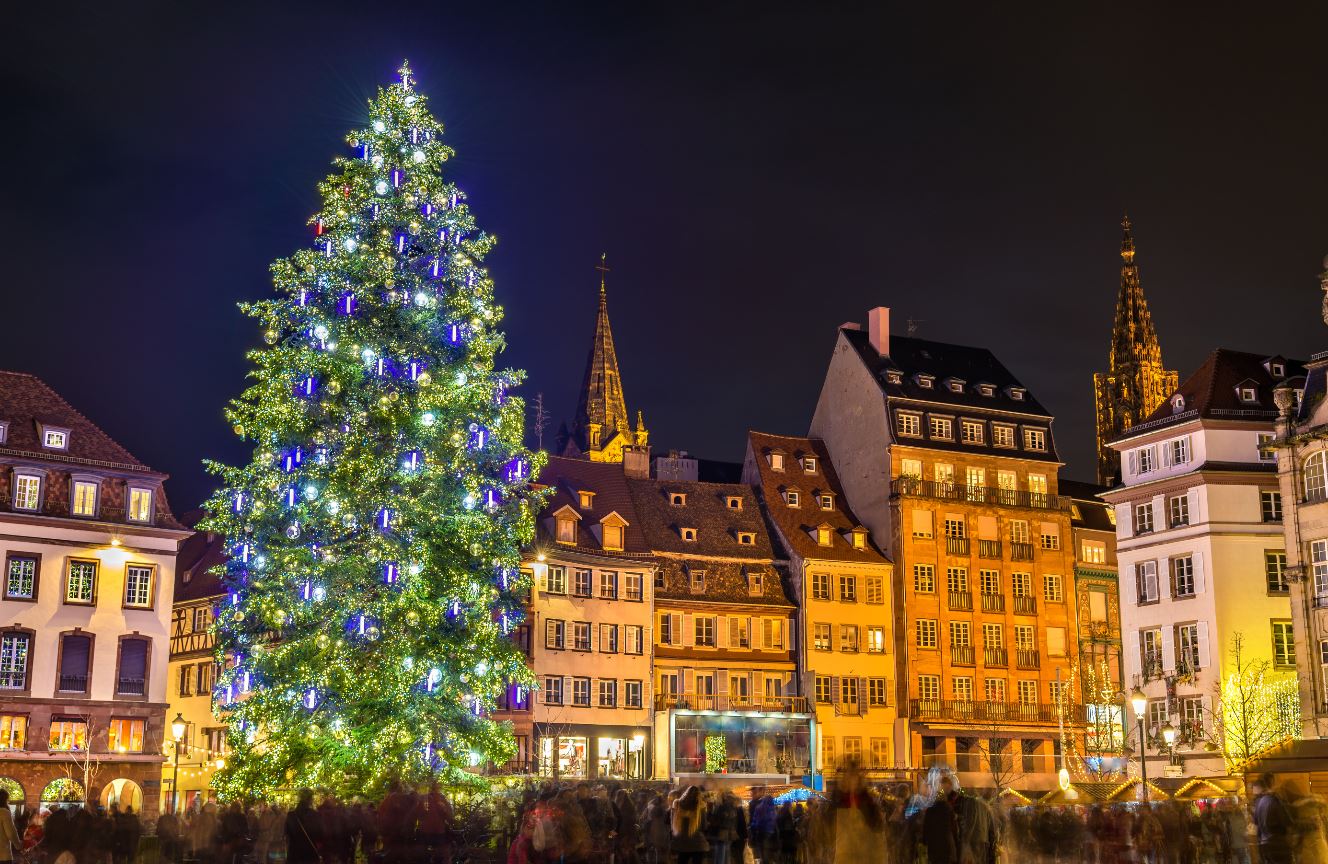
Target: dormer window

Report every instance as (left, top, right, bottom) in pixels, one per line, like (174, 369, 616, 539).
(977, 383, 995, 397)
(802, 457, 818, 473)
(915, 374, 935, 389)
(578, 490, 595, 509)
(1238, 386, 1258, 403)
(681, 527, 698, 542)
(1006, 386, 1026, 401)
(669, 492, 687, 506)
(748, 570, 764, 594)
(737, 531, 756, 546)
(885, 370, 903, 385)
(725, 495, 743, 510)
(689, 568, 706, 593)
(127, 488, 154, 524)
(850, 528, 867, 550)
(600, 513, 628, 551)
(555, 513, 578, 544)
(819, 493, 834, 511)
(1023, 428, 1047, 452)
(1271, 362, 1286, 378)
(945, 378, 965, 394)
(785, 490, 801, 508)
(769, 451, 785, 472)
(12, 473, 42, 511)
(0, 422, 7, 444)
(40, 426, 70, 450)
(1171, 394, 1186, 414)
(815, 524, 833, 546)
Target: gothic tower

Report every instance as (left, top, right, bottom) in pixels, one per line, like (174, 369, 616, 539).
(558, 255, 648, 462)
(1093, 216, 1179, 485)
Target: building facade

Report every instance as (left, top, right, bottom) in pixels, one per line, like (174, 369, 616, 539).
(1093, 217, 1179, 486)
(0, 372, 189, 816)
(1105, 349, 1299, 776)
(743, 432, 901, 779)
(527, 456, 656, 779)
(627, 474, 811, 783)
(810, 308, 1081, 793)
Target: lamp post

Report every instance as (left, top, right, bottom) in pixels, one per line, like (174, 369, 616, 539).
(1162, 721, 1178, 768)
(170, 712, 186, 815)
(1130, 687, 1149, 802)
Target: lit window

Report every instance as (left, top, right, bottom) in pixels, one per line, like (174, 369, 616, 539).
(1273, 621, 1296, 668)
(681, 527, 697, 542)
(1258, 433, 1276, 462)
(601, 521, 624, 551)
(127, 488, 153, 523)
(12, 475, 41, 511)
(992, 425, 1015, 448)
(4, 557, 37, 601)
(578, 490, 595, 509)
(852, 529, 867, 550)
(770, 452, 785, 471)
(929, 416, 953, 440)
(124, 565, 153, 608)
(867, 626, 886, 653)
(0, 714, 26, 749)
(107, 718, 145, 753)
(66, 560, 97, 604)
(556, 516, 577, 544)
(816, 526, 832, 546)
(1024, 428, 1047, 452)
(802, 457, 818, 473)
(72, 480, 98, 517)
(916, 375, 935, 390)
(1043, 574, 1064, 603)
(897, 413, 922, 437)
(48, 718, 88, 751)
(1081, 540, 1106, 565)
(42, 429, 69, 450)
(961, 420, 984, 445)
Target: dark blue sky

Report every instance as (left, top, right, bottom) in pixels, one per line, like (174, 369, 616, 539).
(5, 1, 1328, 511)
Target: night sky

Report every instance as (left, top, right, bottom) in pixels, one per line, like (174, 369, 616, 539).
(5, 2, 1328, 512)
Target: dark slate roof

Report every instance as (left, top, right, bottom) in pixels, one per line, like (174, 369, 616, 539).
(0, 371, 152, 470)
(1058, 478, 1115, 532)
(1135, 349, 1306, 433)
(626, 478, 775, 559)
(534, 455, 651, 555)
(843, 329, 1053, 417)
(746, 431, 889, 564)
(175, 528, 227, 603)
(653, 558, 794, 608)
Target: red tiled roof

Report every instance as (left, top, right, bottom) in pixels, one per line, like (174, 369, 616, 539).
(534, 455, 652, 555)
(0, 371, 151, 470)
(1138, 349, 1305, 429)
(175, 528, 227, 602)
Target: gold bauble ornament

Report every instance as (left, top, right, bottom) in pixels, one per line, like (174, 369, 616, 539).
(327, 380, 342, 395)
(406, 610, 420, 626)
(389, 391, 400, 402)
(416, 371, 432, 387)
(233, 424, 244, 436)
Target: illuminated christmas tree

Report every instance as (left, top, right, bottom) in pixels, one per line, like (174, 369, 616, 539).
(203, 63, 542, 799)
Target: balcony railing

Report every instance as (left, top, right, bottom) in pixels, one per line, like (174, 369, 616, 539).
(58, 675, 88, 693)
(984, 647, 1009, 667)
(892, 477, 1071, 511)
(978, 540, 1002, 559)
(951, 645, 975, 666)
(910, 699, 1085, 724)
(116, 677, 145, 696)
(1314, 594, 1328, 610)
(981, 593, 1005, 613)
(1016, 649, 1041, 670)
(949, 591, 973, 611)
(1010, 542, 1035, 561)
(945, 536, 970, 555)
(654, 693, 810, 714)
(1013, 595, 1037, 615)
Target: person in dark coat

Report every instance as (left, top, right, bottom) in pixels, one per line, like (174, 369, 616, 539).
(1252, 774, 1293, 864)
(287, 789, 325, 864)
(921, 767, 962, 864)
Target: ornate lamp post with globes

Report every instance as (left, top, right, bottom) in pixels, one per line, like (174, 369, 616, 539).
(1130, 687, 1150, 802)
(171, 712, 186, 814)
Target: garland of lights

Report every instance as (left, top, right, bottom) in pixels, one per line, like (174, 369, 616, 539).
(202, 62, 544, 799)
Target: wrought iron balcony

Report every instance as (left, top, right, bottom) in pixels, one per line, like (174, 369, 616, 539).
(981, 592, 1005, 613)
(892, 477, 1071, 511)
(116, 677, 145, 696)
(1013, 595, 1037, 615)
(984, 647, 1008, 667)
(948, 591, 973, 611)
(1016, 649, 1041, 670)
(1010, 542, 1035, 561)
(653, 693, 810, 714)
(910, 699, 1085, 724)
(951, 645, 975, 666)
(978, 540, 1002, 559)
(945, 536, 970, 555)
(58, 675, 88, 693)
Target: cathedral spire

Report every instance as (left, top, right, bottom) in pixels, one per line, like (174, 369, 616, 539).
(565, 254, 639, 462)
(1093, 215, 1178, 485)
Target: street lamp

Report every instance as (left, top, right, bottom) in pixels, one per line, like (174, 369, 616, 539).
(170, 712, 186, 815)
(1162, 722, 1178, 768)
(1129, 687, 1149, 802)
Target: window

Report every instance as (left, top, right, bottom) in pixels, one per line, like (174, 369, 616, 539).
(867, 626, 886, 653)
(1263, 491, 1283, 522)
(1137, 447, 1156, 474)
(917, 374, 934, 389)
(602, 522, 624, 551)
(993, 425, 1015, 448)
(1081, 540, 1106, 564)
(982, 623, 1004, 649)
(917, 619, 938, 649)
(1307, 452, 1328, 502)
(945, 517, 966, 539)
(935, 463, 955, 487)
(1170, 438, 1190, 465)
(669, 492, 687, 507)
(1042, 574, 1064, 602)
(979, 570, 1000, 595)
(1011, 572, 1031, 597)
(12, 474, 41, 511)
(1039, 525, 1060, 550)
(1018, 680, 1037, 704)
(1239, 386, 1258, 403)
(1266, 551, 1288, 594)
(124, 565, 153, 608)
(1024, 429, 1047, 451)
(914, 564, 936, 594)
(985, 678, 1007, 702)
(1014, 625, 1034, 650)
(802, 456, 818, 473)
(897, 412, 922, 436)
(1135, 503, 1154, 534)
(624, 680, 642, 708)
(571, 678, 591, 707)
(785, 491, 800, 508)
(1010, 520, 1030, 545)
(195, 662, 214, 695)
(573, 568, 592, 597)
(66, 560, 97, 604)
(1049, 681, 1067, 704)
(1140, 628, 1162, 675)
(625, 625, 643, 655)
(729, 616, 750, 648)
(839, 575, 857, 602)
(690, 569, 706, 593)
(578, 490, 595, 509)
(812, 572, 831, 600)
(127, 488, 153, 523)
(1314, 541, 1328, 600)
(840, 625, 860, 653)
(624, 572, 643, 601)
(1272, 621, 1296, 668)
(545, 619, 564, 649)
(819, 493, 835, 511)
(866, 576, 884, 603)
(965, 466, 986, 500)
(912, 509, 933, 539)
(571, 622, 591, 651)
(815, 675, 833, 704)
(961, 420, 984, 445)
(116, 639, 148, 696)
(747, 569, 763, 594)
(659, 614, 674, 645)
(953, 676, 973, 701)
(598, 570, 618, 599)
(0, 714, 26, 750)
(48, 718, 88, 751)
(918, 674, 940, 702)
(1258, 433, 1276, 462)
(1171, 556, 1195, 597)
(598, 679, 617, 708)
(600, 624, 619, 653)
(901, 458, 923, 479)
(762, 619, 785, 649)
(950, 620, 971, 647)
(0, 633, 31, 690)
(4, 556, 37, 601)
(1088, 591, 1108, 623)
(42, 428, 68, 449)
(723, 495, 743, 512)
(1136, 560, 1159, 603)
(737, 531, 756, 546)
(840, 677, 859, 708)
(654, 570, 665, 589)
(947, 567, 968, 593)
(543, 676, 563, 705)
(814, 623, 832, 651)
(58, 634, 91, 692)
(1046, 627, 1066, 657)
(1177, 623, 1200, 670)
(815, 525, 832, 546)
(107, 718, 144, 753)
(929, 416, 953, 440)
(851, 529, 867, 549)
(556, 516, 577, 544)
(695, 616, 715, 647)
(770, 451, 785, 471)
(545, 566, 567, 594)
(1168, 495, 1189, 528)
(72, 480, 98, 517)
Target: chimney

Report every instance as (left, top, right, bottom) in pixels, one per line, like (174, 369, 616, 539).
(868, 307, 890, 357)
(623, 446, 651, 479)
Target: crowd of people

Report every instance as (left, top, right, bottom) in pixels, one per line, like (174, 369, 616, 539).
(4, 767, 1328, 864)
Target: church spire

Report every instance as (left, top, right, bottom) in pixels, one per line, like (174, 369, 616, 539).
(1093, 215, 1179, 485)
(566, 254, 638, 462)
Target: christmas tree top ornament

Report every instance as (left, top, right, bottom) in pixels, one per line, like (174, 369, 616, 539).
(202, 62, 544, 800)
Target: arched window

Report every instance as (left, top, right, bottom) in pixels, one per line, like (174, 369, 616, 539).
(1305, 452, 1328, 503)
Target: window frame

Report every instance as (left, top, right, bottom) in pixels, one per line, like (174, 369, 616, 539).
(123, 563, 156, 610)
(1023, 428, 1047, 452)
(64, 558, 99, 606)
(70, 477, 100, 518)
(3, 552, 40, 602)
(0, 629, 35, 694)
(126, 486, 154, 524)
(107, 717, 146, 754)
(113, 635, 152, 700)
(897, 412, 923, 437)
(1272, 620, 1296, 669)
(992, 424, 1015, 448)
(929, 415, 954, 441)
(11, 472, 43, 512)
(545, 565, 567, 595)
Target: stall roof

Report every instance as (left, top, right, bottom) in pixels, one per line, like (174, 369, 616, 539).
(1172, 777, 1243, 800)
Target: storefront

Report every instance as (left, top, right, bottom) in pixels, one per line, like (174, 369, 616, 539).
(535, 724, 651, 780)
(659, 709, 814, 779)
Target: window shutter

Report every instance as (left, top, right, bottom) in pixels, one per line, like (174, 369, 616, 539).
(1123, 566, 1138, 605)
(1187, 488, 1201, 522)
(683, 669, 695, 696)
(1128, 451, 1138, 475)
(682, 613, 694, 647)
(671, 613, 682, 646)
(717, 669, 729, 694)
(563, 676, 574, 702)
(538, 568, 547, 592)
(752, 671, 764, 701)
(859, 677, 869, 713)
(977, 516, 998, 541)
(1192, 552, 1206, 595)
(729, 617, 740, 647)
(830, 675, 840, 705)
(1144, 562, 1158, 602)
(589, 624, 597, 652)
(1161, 627, 1176, 673)
(716, 616, 729, 649)
(1197, 622, 1210, 669)
(1161, 444, 1172, 468)
(61, 634, 91, 678)
(914, 509, 933, 537)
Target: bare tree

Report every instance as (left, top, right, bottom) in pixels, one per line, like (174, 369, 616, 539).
(1208, 632, 1300, 770)
(59, 712, 104, 808)
(532, 393, 549, 452)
